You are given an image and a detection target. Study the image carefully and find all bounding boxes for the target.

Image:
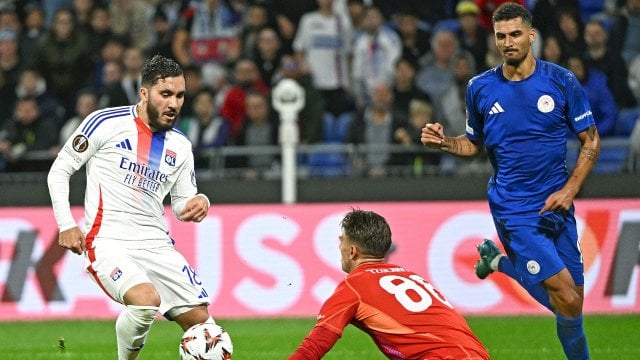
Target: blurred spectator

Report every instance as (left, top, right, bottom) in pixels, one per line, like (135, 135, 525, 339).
(631, 114, 640, 171)
(173, 0, 243, 66)
(200, 61, 230, 95)
(220, 58, 270, 140)
(272, 55, 324, 144)
(20, 4, 46, 61)
(0, 7, 21, 34)
(346, 81, 403, 178)
(270, 0, 318, 52)
(584, 19, 637, 107)
(332, 0, 351, 21)
(109, 0, 153, 51)
(416, 29, 461, 101)
(41, 0, 73, 28)
(532, 0, 580, 39)
(252, 27, 284, 87)
(93, 37, 126, 94)
(391, 57, 431, 126)
(294, 0, 354, 117)
(59, 89, 98, 145)
(629, 54, 640, 104)
(346, 0, 367, 38)
(31, 8, 93, 114)
(541, 35, 565, 64)
(177, 88, 230, 169)
(610, 0, 640, 64)
(374, 0, 453, 26)
(99, 47, 143, 108)
(0, 29, 24, 88)
(0, 70, 15, 125)
(393, 9, 431, 65)
(554, 8, 586, 57)
(440, 53, 475, 136)
(239, 2, 274, 57)
(416, 29, 474, 128)
(352, 5, 402, 108)
(441, 52, 490, 176)
(95, 35, 126, 73)
(604, 0, 625, 14)
(0, 96, 59, 172)
(484, 31, 502, 68)
(576, 0, 606, 21)
(72, 0, 96, 32)
(100, 60, 124, 92)
(15, 68, 67, 129)
(152, 0, 184, 27)
(455, 1, 489, 72)
(86, 6, 115, 59)
(146, 7, 175, 60)
(181, 64, 205, 119)
(393, 99, 440, 175)
(567, 55, 619, 137)
(231, 91, 279, 180)
(476, 0, 526, 30)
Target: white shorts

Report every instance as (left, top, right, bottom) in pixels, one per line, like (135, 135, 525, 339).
(85, 240, 210, 319)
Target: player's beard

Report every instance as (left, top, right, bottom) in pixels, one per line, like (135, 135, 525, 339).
(504, 46, 529, 67)
(147, 100, 179, 132)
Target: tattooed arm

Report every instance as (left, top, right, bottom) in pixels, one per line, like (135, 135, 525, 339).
(540, 125, 600, 213)
(421, 123, 481, 157)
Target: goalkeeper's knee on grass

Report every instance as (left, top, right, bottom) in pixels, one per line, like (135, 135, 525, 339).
(116, 305, 159, 360)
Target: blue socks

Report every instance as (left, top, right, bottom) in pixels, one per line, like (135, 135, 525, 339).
(495, 258, 589, 358)
(497, 257, 553, 311)
(556, 314, 589, 359)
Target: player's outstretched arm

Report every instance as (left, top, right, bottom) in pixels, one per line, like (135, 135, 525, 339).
(289, 326, 340, 360)
(421, 123, 480, 157)
(540, 125, 600, 213)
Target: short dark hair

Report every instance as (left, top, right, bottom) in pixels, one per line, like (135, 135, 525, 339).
(340, 209, 392, 258)
(141, 55, 183, 87)
(395, 56, 418, 71)
(193, 87, 216, 101)
(492, 3, 532, 27)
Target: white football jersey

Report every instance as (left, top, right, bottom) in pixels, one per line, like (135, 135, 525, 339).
(49, 105, 200, 245)
(293, 11, 352, 90)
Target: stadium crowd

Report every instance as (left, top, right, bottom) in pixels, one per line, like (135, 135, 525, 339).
(0, 0, 639, 176)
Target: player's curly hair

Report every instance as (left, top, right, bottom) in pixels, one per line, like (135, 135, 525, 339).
(492, 3, 532, 27)
(141, 55, 183, 87)
(341, 209, 392, 258)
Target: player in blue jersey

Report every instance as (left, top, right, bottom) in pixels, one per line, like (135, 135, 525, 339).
(421, 3, 599, 359)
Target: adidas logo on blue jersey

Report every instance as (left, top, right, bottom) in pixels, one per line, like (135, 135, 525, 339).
(489, 102, 504, 115)
(116, 138, 132, 151)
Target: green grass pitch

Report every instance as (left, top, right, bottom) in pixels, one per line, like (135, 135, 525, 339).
(0, 314, 638, 359)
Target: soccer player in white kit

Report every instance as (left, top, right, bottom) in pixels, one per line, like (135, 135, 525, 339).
(48, 55, 216, 359)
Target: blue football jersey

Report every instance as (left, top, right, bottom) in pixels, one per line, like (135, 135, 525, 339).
(465, 59, 595, 217)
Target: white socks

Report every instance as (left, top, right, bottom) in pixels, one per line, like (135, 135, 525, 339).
(116, 305, 159, 360)
(490, 254, 505, 271)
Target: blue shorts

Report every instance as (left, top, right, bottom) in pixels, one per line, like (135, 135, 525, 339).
(492, 209, 584, 286)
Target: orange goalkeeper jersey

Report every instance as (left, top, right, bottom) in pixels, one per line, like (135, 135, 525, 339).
(292, 262, 489, 359)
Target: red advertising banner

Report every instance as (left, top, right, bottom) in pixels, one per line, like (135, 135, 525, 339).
(0, 199, 639, 320)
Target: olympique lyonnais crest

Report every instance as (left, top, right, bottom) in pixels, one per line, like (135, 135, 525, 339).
(110, 267, 123, 281)
(165, 149, 177, 166)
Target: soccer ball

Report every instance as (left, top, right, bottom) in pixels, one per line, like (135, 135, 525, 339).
(179, 323, 233, 360)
